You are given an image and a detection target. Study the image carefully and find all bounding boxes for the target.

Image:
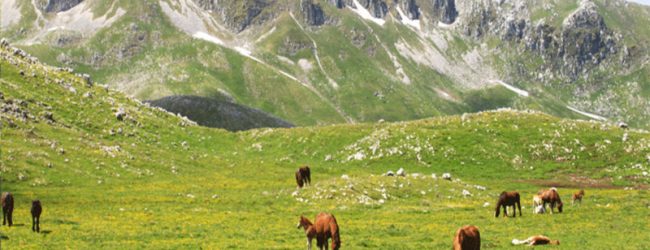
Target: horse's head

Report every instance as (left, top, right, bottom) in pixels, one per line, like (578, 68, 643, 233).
(297, 216, 312, 230)
(558, 201, 563, 213)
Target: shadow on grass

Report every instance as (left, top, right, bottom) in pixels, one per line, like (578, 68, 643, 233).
(51, 219, 79, 225)
(40, 230, 52, 235)
(8, 223, 26, 227)
(0, 234, 8, 240)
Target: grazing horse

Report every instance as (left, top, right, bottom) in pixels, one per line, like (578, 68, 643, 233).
(512, 235, 560, 246)
(1, 192, 14, 226)
(539, 188, 563, 213)
(453, 225, 480, 250)
(495, 191, 522, 218)
(295, 166, 311, 188)
(31, 200, 42, 233)
(297, 213, 341, 250)
(572, 189, 585, 205)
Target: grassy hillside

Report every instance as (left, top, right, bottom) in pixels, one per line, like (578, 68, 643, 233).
(2, 43, 650, 248)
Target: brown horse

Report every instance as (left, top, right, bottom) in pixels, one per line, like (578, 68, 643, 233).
(512, 235, 560, 246)
(453, 225, 480, 250)
(1, 192, 14, 227)
(539, 188, 563, 213)
(297, 212, 340, 250)
(572, 189, 585, 205)
(31, 200, 42, 233)
(495, 191, 522, 217)
(296, 166, 311, 188)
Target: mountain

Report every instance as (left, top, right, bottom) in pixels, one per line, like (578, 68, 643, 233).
(1, 40, 649, 248)
(147, 95, 293, 131)
(1, 0, 649, 127)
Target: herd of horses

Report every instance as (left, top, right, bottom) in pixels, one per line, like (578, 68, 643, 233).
(294, 166, 586, 249)
(1, 192, 42, 233)
(2, 165, 586, 249)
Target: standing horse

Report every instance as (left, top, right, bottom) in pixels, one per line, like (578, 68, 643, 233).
(453, 225, 480, 250)
(295, 166, 311, 188)
(539, 188, 563, 213)
(512, 235, 560, 246)
(297, 213, 341, 250)
(1, 192, 14, 227)
(31, 200, 42, 233)
(572, 189, 585, 205)
(532, 194, 545, 214)
(495, 191, 522, 218)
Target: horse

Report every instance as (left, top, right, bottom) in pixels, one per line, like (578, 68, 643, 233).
(296, 166, 311, 188)
(539, 188, 563, 213)
(532, 194, 545, 214)
(495, 191, 522, 218)
(512, 235, 560, 246)
(297, 212, 340, 250)
(572, 189, 585, 205)
(1, 192, 14, 227)
(453, 225, 480, 250)
(31, 200, 42, 233)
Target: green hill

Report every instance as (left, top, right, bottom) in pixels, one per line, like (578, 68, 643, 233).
(2, 41, 649, 249)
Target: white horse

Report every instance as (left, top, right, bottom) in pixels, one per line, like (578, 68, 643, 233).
(533, 194, 545, 214)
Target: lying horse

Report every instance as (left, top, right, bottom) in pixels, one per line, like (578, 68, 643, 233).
(1, 192, 13, 227)
(495, 191, 522, 218)
(453, 225, 480, 250)
(572, 189, 585, 205)
(297, 212, 340, 250)
(295, 166, 311, 188)
(31, 200, 42, 233)
(539, 188, 563, 213)
(512, 235, 560, 246)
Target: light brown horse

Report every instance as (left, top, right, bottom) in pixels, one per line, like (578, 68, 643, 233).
(512, 235, 560, 246)
(495, 191, 522, 217)
(1, 192, 14, 227)
(572, 189, 585, 205)
(297, 212, 340, 250)
(453, 225, 480, 250)
(539, 188, 563, 213)
(295, 166, 311, 188)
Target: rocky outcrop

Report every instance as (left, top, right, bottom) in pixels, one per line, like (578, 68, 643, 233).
(41, 0, 83, 13)
(192, 0, 276, 32)
(356, 0, 389, 19)
(398, 0, 420, 20)
(432, 0, 458, 24)
(557, 0, 617, 78)
(301, 0, 327, 26)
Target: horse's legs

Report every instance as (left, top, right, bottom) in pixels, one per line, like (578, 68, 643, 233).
(518, 201, 522, 216)
(2, 210, 5, 225)
(550, 202, 555, 214)
(32, 216, 35, 232)
(307, 238, 312, 250)
(36, 215, 40, 233)
(7, 210, 11, 226)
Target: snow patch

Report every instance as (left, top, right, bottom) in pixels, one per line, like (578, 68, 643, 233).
(1, 0, 21, 30)
(567, 106, 608, 121)
(491, 80, 530, 97)
(395, 6, 420, 30)
(193, 32, 224, 46)
(349, 0, 386, 26)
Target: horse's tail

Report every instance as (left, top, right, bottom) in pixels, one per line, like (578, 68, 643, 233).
(495, 192, 505, 217)
(330, 215, 341, 249)
(515, 193, 522, 216)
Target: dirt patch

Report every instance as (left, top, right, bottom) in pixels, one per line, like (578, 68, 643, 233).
(518, 175, 619, 189)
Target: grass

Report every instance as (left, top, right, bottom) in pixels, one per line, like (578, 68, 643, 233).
(1, 46, 650, 248)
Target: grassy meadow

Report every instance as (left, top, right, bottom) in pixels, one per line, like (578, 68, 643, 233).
(1, 43, 650, 249)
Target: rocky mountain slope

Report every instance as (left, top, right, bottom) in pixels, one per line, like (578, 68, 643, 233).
(1, 0, 649, 127)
